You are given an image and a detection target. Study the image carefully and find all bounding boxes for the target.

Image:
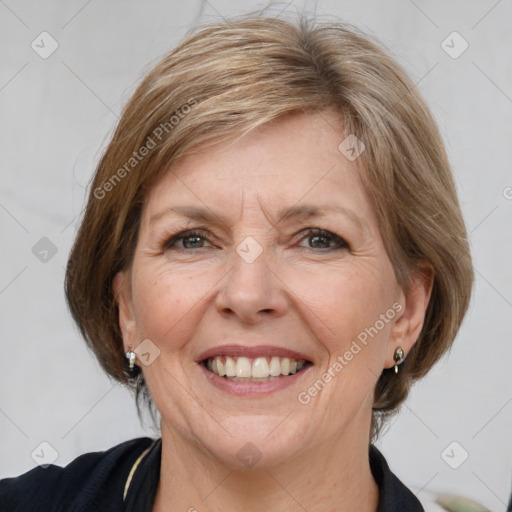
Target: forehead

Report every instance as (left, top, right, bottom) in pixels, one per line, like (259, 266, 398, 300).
(142, 112, 375, 227)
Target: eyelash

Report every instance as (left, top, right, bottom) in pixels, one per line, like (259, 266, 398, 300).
(159, 228, 348, 252)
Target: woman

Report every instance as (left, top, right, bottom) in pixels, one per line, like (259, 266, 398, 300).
(0, 12, 473, 512)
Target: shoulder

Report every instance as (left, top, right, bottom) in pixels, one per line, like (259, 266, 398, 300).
(0, 436, 156, 512)
(369, 444, 425, 512)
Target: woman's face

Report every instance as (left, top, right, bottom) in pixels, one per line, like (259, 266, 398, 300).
(115, 111, 425, 468)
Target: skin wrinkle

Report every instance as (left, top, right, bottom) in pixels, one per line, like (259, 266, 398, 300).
(113, 111, 432, 512)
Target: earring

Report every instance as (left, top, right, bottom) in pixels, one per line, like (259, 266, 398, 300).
(125, 346, 136, 371)
(393, 347, 405, 373)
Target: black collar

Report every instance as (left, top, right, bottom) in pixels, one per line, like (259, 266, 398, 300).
(369, 444, 425, 511)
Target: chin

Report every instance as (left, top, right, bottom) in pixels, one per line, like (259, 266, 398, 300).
(200, 419, 309, 470)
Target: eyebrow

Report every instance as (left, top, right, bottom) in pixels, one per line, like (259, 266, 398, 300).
(149, 204, 364, 230)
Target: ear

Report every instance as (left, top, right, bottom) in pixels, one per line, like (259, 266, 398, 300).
(112, 270, 138, 352)
(385, 263, 434, 369)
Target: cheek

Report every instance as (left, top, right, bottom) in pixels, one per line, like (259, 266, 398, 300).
(287, 261, 395, 373)
(297, 263, 394, 331)
(131, 264, 218, 348)
(290, 268, 395, 427)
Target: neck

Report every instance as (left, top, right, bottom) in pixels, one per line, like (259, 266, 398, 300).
(153, 422, 379, 512)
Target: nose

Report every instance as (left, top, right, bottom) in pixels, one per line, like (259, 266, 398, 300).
(215, 243, 289, 325)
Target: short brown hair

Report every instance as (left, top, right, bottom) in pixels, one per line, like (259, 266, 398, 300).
(64, 12, 473, 442)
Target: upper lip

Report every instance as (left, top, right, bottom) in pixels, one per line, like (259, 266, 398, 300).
(196, 344, 313, 363)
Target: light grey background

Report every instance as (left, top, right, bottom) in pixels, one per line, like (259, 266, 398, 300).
(1, 1, 511, 510)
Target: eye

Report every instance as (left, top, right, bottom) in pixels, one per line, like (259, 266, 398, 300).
(298, 228, 348, 251)
(161, 229, 213, 251)
(159, 228, 348, 253)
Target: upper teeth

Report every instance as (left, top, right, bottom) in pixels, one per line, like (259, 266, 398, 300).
(206, 356, 307, 378)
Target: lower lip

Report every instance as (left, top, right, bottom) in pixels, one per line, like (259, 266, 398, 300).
(198, 363, 312, 397)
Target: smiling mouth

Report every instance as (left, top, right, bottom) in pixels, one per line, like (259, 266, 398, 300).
(202, 355, 312, 382)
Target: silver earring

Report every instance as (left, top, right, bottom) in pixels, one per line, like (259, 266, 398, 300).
(394, 347, 405, 374)
(125, 346, 136, 371)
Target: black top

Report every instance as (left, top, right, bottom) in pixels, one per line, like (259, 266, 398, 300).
(0, 437, 424, 511)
